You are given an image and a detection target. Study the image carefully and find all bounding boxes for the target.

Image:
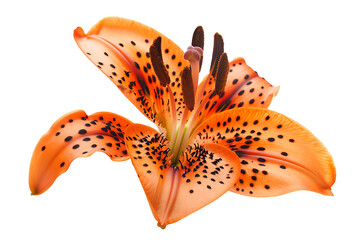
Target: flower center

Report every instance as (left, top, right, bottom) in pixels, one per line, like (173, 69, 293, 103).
(149, 28, 229, 167)
(168, 46, 203, 165)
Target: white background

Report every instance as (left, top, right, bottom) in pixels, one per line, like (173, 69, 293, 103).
(1, 0, 359, 239)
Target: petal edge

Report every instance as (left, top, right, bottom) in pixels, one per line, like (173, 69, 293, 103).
(189, 107, 335, 197)
(29, 110, 132, 195)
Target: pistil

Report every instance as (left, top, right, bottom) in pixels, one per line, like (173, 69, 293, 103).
(169, 46, 204, 164)
(184, 46, 203, 96)
(178, 52, 229, 159)
(162, 29, 229, 167)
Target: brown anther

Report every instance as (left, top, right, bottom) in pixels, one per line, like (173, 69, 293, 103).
(192, 26, 204, 71)
(192, 26, 204, 49)
(150, 37, 170, 87)
(180, 66, 195, 111)
(210, 33, 224, 77)
(215, 53, 229, 95)
(153, 36, 162, 57)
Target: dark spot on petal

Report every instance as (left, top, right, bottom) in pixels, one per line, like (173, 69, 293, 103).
(78, 129, 87, 134)
(65, 136, 72, 142)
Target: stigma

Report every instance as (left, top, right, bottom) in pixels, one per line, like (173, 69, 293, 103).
(184, 46, 203, 96)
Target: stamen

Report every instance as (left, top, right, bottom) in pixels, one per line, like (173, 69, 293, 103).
(192, 26, 204, 49)
(150, 37, 170, 87)
(180, 66, 195, 111)
(166, 86, 178, 146)
(194, 73, 212, 108)
(210, 33, 224, 77)
(215, 53, 229, 95)
(191, 26, 204, 71)
(186, 74, 213, 129)
(149, 37, 177, 144)
(152, 37, 162, 59)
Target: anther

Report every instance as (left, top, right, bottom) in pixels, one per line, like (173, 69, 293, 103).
(191, 26, 204, 71)
(150, 37, 171, 87)
(215, 53, 229, 95)
(180, 66, 195, 111)
(210, 33, 224, 77)
(152, 37, 162, 59)
(192, 26, 204, 49)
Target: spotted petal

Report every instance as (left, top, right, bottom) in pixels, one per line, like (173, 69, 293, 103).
(74, 17, 189, 135)
(124, 124, 241, 227)
(29, 110, 132, 195)
(189, 107, 335, 197)
(195, 57, 279, 128)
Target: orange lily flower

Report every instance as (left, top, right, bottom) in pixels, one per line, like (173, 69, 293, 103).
(29, 17, 336, 228)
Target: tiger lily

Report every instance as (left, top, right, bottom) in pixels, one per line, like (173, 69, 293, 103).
(29, 17, 336, 228)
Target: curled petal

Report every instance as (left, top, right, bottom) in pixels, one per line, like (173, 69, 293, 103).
(29, 110, 132, 195)
(74, 17, 190, 131)
(124, 124, 241, 227)
(189, 107, 336, 197)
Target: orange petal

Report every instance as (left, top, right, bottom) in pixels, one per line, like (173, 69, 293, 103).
(29, 110, 132, 195)
(124, 124, 240, 227)
(189, 107, 335, 197)
(195, 57, 279, 127)
(74, 17, 189, 131)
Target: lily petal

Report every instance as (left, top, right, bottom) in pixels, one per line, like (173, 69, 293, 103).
(189, 107, 336, 197)
(124, 124, 241, 227)
(74, 17, 190, 133)
(195, 57, 279, 127)
(29, 110, 132, 195)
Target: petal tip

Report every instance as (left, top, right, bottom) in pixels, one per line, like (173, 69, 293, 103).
(273, 85, 280, 96)
(30, 190, 40, 196)
(323, 188, 334, 196)
(157, 223, 166, 229)
(73, 27, 85, 38)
